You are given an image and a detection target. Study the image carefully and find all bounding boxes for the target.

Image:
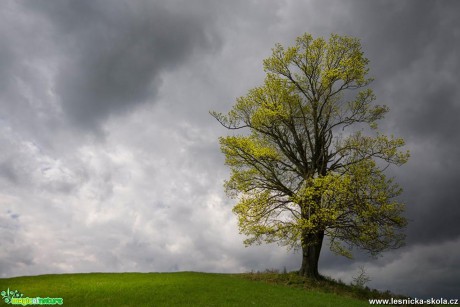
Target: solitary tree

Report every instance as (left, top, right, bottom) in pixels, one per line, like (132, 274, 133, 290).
(211, 33, 409, 279)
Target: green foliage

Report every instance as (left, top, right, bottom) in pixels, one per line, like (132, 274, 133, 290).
(352, 266, 371, 289)
(212, 33, 409, 259)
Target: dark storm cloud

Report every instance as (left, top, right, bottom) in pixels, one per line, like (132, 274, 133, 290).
(396, 148, 460, 245)
(25, 0, 219, 131)
(354, 2, 457, 72)
(352, 1, 460, 246)
(355, 1, 460, 137)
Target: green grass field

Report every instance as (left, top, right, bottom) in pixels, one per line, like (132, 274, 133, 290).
(0, 272, 380, 306)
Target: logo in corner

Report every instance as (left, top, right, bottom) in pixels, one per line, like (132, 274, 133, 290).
(1, 289, 23, 304)
(1, 288, 63, 305)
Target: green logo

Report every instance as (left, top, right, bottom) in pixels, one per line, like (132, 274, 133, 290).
(1, 289, 63, 306)
(1, 289, 22, 304)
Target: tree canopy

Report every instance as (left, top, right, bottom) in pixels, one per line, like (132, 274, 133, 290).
(211, 33, 409, 278)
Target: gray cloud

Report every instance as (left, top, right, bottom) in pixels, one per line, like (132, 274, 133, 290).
(12, 0, 219, 133)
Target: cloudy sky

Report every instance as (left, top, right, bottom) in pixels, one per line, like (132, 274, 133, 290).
(1, 0, 459, 299)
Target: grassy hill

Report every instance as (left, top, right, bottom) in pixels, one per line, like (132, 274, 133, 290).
(0, 272, 386, 306)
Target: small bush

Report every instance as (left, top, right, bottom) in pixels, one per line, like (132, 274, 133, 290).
(352, 266, 371, 289)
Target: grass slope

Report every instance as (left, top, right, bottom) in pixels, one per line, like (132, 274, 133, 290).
(0, 272, 375, 306)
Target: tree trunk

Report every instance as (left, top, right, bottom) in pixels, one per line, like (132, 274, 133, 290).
(299, 231, 324, 279)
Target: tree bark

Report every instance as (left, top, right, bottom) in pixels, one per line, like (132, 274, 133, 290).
(299, 231, 324, 279)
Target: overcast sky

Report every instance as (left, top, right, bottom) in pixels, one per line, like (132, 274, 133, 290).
(1, 0, 459, 299)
